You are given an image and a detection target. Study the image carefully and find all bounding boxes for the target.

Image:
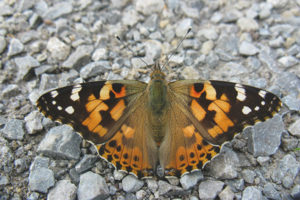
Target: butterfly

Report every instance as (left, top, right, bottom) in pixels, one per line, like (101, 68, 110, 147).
(36, 62, 282, 178)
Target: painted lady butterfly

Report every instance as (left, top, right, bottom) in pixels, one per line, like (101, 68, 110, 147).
(37, 63, 281, 178)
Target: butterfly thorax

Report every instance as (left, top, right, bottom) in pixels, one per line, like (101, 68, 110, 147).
(148, 68, 168, 145)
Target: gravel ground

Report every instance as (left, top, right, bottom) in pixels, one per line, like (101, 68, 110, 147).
(0, 0, 300, 199)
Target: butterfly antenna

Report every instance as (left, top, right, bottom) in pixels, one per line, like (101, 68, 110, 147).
(116, 35, 149, 67)
(161, 28, 192, 70)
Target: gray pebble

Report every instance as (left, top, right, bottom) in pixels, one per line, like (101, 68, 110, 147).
(62, 45, 93, 70)
(218, 186, 235, 200)
(242, 186, 262, 200)
(80, 61, 110, 79)
(242, 169, 256, 184)
(122, 175, 144, 192)
(135, 0, 164, 15)
(247, 115, 284, 156)
(239, 41, 259, 56)
(198, 180, 224, 199)
(15, 55, 40, 80)
(271, 154, 300, 188)
(47, 180, 77, 200)
(1, 119, 25, 140)
(0, 175, 9, 186)
(77, 171, 109, 200)
(29, 167, 55, 193)
(75, 154, 98, 173)
(7, 38, 24, 56)
(288, 119, 300, 137)
(24, 111, 43, 134)
(176, 18, 193, 37)
(44, 2, 73, 20)
(47, 37, 70, 61)
(1, 84, 20, 98)
(37, 125, 82, 160)
(263, 182, 281, 200)
(207, 147, 239, 179)
(180, 171, 203, 190)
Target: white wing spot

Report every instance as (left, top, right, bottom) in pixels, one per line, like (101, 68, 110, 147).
(57, 106, 62, 110)
(261, 101, 265, 105)
(235, 84, 246, 101)
(70, 85, 82, 101)
(259, 90, 267, 98)
(70, 93, 80, 101)
(65, 106, 75, 114)
(254, 106, 260, 111)
(242, 106, 252, 115)
(51, 91, 58, 98)
(52, 100, 56, 105)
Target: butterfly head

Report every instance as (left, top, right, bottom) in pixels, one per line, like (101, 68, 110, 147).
(150, 61, 166, 81)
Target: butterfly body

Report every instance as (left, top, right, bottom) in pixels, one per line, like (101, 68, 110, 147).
(37, 64, 282, 178)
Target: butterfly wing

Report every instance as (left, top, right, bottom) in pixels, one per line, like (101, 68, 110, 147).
(37, 80, 157, 177)
(160, 80, 282, 177)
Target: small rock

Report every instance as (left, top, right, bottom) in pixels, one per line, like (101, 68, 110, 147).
(201, 40, 214, 55)
(14, 158, 28, 173)
(207, 147, 239, 179)
(122, 9, 139, 26)
(136, 190, 147, 200)
(92, 48, 108, 61)
(24, 111, 43, 134)
(247, 115, 284, 156)
(180, 171, 203, 190)
(80, 61, 110, 79)
(1, 119, 25, 140)
(198, 180, 224, 199)
(1, 84, 20, 98)
(0, 2, 13, 16)
(271, 154, 300, 188)
(27, 192, 39, 200)
(242, 169, 256, 184)
(44, 2, 73, 20)
(48, 180, 77, 200)
(113, 170, 126, 181)
(278, 56, 298, 68)
(144, 14, 158, 32)
(77, 171, 109, 200)
(15, 55, 40, 80)
(47, 37, 70, 61)
(136, 0, 164, 15)
(69, 168, 80, 184)
(0, 36, 6, 54)
(181, 66, 200, 79)
(29, 167, 55, 193)
(176, 18, 193, 37)
(144, 40, 162, 60)
(223, 9, 242, 23)
(269, 36, 284, 48)
(257, 156, 270, 166)
(237, 18, 259, 32)
(37, 125, 82, 160)
(218, 186, 235, 200)
(158, 180, 173, 195)
(259, 2, 272, 19)
(62, 45, 93, 70)
(289, 119, 300, 137)
(281, 137, 298, 151)
(30, 156, 50, 171)
(75, 154, 98, 173)
(242, 186, 262, 200)
(239, 41, 259, 56)
(146, 179, 158, 193)
(282, 95, 300, 111)
(263, 183, 281, 200)
(267, 0, 288, 8)
(0, 175, 9, 186)
(7, 38, 24, 56)
(122, 175, 144, 192)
